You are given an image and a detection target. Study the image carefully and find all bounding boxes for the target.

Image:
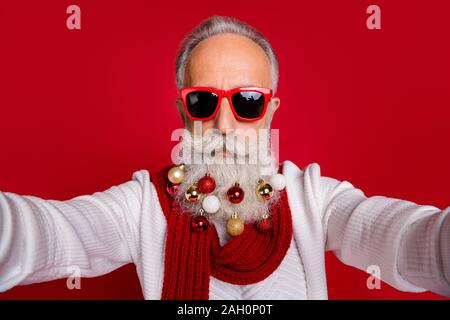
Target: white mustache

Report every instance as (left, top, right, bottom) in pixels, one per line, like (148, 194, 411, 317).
(175, 128, 275, 173)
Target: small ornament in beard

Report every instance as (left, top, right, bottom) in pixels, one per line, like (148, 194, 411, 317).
(172, 128, 281, 226)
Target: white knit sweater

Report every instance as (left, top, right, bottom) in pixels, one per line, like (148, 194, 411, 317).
(0, 161, 449, 299)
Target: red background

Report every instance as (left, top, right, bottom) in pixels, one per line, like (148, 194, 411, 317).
(0, 0, 449, 299)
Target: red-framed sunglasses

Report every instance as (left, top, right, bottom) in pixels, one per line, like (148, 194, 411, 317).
(180, 86, 273, 122)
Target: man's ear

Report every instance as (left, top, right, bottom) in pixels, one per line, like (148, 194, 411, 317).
(176, 98, 187, 124)
(267, 97, 281, 124)
(271, 97, 281, 113)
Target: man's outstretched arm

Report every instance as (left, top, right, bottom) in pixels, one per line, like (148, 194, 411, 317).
(0, 173, 145, 292)
(312, 164, 450, 297)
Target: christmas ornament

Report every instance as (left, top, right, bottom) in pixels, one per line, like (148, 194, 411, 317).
(270, 173, 286, 191)
(255, 214, 273, 234)
(165, 164, 285, 235)
(185, 184, 202, 202)
(256, 179, 274, 200)
(197, 174, 216, 194)
(166, 181, 179, 196)
(168, 164, 185, 184)
(227, 182, 245, 204)
(226, 213, 244, 236)
(191, 209, 209, 233)
(202, 195, 221, 214)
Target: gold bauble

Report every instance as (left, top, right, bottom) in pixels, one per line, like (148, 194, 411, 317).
(185, 184, 202, 202)
(168, 165, 185, 184)
(256, 180, 274, 200)
(226, 214, 244, 236)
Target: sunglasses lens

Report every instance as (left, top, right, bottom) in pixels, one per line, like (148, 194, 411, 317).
(231, 91, 266, 119)
(186, 91, 219, 119)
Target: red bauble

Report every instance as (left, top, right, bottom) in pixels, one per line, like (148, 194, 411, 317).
(191, 215, 209, 233)
(256, 217, 273, 234)
(166, 181, 180, 196)
(226, 184, 245, 204)
(197, 175, 216, 194)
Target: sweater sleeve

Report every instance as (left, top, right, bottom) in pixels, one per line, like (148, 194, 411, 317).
(310, 164, 450, 296)
(0, 172, 146, 292)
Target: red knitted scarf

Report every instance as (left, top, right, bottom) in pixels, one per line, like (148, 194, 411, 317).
(151, 166, 293, 300)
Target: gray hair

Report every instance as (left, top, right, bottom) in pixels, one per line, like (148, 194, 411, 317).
(175, 16, 279, 92)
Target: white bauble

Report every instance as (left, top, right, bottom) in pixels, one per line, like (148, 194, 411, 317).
(270, 173, 286, 191)
(202, 195, 221, 214)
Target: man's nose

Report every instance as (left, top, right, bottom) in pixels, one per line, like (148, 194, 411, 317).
(213, 97, 236, 134)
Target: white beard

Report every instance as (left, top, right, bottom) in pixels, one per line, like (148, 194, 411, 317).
(173, 129, 280, 224)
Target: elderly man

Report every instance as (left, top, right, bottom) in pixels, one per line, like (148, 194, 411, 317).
(0, 15, 449, 300)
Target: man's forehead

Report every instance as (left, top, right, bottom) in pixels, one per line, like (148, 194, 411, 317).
(185, 34, 272, 89)
(185, 73, 267, 89)
(188, 80, 265, 89)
